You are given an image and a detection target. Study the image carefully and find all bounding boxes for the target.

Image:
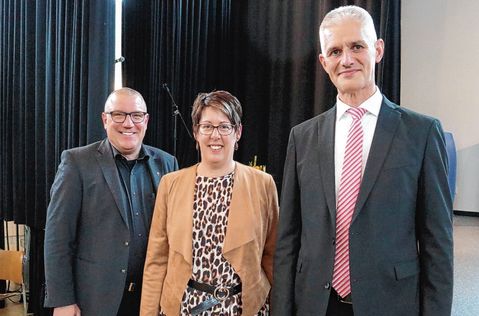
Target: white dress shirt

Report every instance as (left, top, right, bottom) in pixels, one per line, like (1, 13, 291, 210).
(334, 88, 382, 196)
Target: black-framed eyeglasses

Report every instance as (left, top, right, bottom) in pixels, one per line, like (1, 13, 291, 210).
(106, 111, 148, 123)
(197, 123, 235, 136)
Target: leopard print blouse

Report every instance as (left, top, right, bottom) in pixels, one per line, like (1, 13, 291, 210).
(170, 172, 269, 315)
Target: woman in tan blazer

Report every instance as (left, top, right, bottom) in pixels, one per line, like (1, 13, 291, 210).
(140, 90, 279, 315)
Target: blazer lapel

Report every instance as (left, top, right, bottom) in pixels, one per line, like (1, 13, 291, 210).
(318, 107, 337, 221)
(143, 147, 162, 229)
(223, 164, 255, 254)
(96, 139, 130, 227)
(168, 165, 196, 265)
(352, 98, 401, 222)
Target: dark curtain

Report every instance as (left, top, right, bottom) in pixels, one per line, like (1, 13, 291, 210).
(122, 0, 400, 189)
(0, 0, 115, 315)
(123, 0, 236, 166)
(235, 0, 401, 187)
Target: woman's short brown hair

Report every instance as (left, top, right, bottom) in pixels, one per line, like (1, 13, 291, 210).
(191, 90, 242, 131)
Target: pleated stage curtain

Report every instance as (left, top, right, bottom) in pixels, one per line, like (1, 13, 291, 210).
(0, 1, 115, 314)
(122, 0, 401, 189)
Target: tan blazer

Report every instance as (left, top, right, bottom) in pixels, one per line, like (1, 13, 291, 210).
(140, 162, 279, 316)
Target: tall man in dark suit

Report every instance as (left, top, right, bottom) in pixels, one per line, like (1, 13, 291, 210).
(272, 5, 453, 316)
(44, 87, 178, 316)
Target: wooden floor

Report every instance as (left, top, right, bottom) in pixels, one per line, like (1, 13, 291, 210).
(0, 298, 27, 316)
(1, 215, 478, 316)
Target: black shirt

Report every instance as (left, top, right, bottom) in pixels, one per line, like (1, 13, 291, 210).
(113, 146, 155, 285)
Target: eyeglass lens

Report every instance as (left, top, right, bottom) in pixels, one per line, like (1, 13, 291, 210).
(199, 124, 234, 135)
(109, 111, 146, 123)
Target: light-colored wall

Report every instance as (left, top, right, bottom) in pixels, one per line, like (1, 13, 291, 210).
(401, 0, 479, 213)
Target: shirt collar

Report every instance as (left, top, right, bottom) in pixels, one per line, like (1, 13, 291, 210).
(336, 87, 383, 120)
(109, 140, 149, 161)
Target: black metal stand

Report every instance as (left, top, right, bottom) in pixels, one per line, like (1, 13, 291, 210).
(162, 84, 193, 157)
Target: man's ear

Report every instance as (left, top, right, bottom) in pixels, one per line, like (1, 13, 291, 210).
(101, 112, 108, 129)
(375, 39, 385, 63)
(319, 53, 328, 71)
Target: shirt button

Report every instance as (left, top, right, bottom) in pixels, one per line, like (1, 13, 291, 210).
(124, 241, 129, 246)
(324, 282, 331, 289)
(121, 269, 126, 273)
(133, 192, 136, 195)
(135, 212, 139, 216)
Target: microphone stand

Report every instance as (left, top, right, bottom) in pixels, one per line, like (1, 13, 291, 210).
(162, 84, 193, 158)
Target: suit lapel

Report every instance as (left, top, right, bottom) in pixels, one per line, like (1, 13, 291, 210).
(318, 107, 337, 221)
(96, 139, 130, 227)
(144, 147, 162, 193)
(352, 98, 401, 222)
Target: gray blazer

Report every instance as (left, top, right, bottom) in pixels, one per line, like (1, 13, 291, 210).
(44, 138, 178, 316)
(272, 97, 453, 316)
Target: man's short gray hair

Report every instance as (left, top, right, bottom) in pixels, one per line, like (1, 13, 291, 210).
(104, 87, 147, 112)
(319, 5, 378, 53)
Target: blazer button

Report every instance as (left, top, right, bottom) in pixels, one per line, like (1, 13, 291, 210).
(121, 269, 126, 273)
(332, 238, 336, 245)
(124, 241, 129, 246)
(324, 282, 331, 289)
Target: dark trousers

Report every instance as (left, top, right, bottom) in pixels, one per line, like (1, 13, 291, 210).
(326, 289, 354, 316)
(117, 285, 141, 316)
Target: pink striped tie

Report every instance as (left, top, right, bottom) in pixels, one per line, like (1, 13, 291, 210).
(332, 107, 367, 298)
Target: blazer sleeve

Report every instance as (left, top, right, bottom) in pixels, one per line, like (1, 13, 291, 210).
(44, 150, 82, 307)
(271, 129, 302, 315)
(261, 175, 279, 285)
(417, 120, 454, 316)
(141, 176, 171, 316)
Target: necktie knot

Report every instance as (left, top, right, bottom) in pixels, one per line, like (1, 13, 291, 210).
(347, 107, 367, 121)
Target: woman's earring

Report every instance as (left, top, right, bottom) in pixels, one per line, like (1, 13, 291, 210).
(234, 141, 239, 151)
(196, 142, 199, 151)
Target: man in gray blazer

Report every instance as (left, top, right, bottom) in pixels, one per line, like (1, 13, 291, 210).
(272, 5, 453, 316)
(44, 88, 178, 316)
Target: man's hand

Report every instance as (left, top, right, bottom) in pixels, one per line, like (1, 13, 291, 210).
(53, 304, 81, 316)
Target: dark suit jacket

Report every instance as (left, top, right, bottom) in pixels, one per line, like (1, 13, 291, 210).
(44, 138, 178, 316)
(272, 97, 453, 316)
